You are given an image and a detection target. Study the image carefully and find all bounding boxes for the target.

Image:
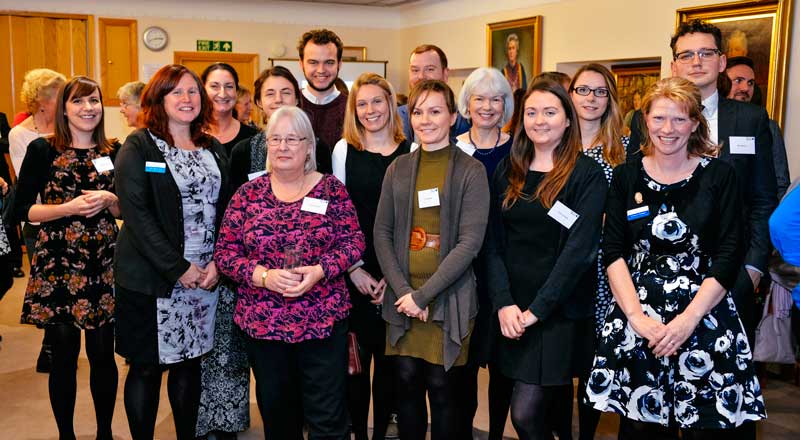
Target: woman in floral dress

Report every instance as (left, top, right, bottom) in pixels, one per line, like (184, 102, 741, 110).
(15, 76, 120, 440)
(584, 77, 766, 438)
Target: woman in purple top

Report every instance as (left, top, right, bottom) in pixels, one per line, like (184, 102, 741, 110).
(214, 105, 365, 439)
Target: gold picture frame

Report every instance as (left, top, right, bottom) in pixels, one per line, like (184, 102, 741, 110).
(342, 46, 367, 62)
(486, 16, 542, 92)
(677, 0, 793, 126)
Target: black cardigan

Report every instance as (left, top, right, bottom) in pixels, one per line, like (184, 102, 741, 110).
(485, 154, 607, 321)
(114, 128, 232, 297)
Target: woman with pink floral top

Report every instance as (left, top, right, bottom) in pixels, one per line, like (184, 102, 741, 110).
(214, 105, 365, 440)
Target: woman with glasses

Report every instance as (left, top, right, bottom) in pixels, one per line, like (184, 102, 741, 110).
(487, 80, 607, 440)
(568, 63, 627, 440)
(584, 77, 765, 438)
(453, 67, 515, 440)
(215, 106, 365, 439)
(331, 72, 410, 440)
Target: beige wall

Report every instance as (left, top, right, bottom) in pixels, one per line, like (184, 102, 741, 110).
(398, 0, 799, 180)
(3, 0, 796, 179)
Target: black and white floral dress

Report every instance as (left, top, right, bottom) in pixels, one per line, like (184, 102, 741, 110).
(584, 157, 766, 429)
(583, 137, 628, 337)
(151, 133, 220, 364)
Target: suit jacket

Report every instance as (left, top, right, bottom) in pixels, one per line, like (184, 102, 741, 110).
(628, 97, 778, 333)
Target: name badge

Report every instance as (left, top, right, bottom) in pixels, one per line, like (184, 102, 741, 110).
(627, 205, 650, 221)
(92, 156, 114, 173)
(547, 201, 579, 229)
(417, 188, 440, 209)
(145, 161, 166, 174)
(248, 170, 267, 181)
(729, 136, 755, 155)
(301, 197, 328, 215)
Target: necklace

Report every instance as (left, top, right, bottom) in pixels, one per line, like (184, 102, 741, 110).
(273, 173, 308, 202)
(469, 127, 501, 156)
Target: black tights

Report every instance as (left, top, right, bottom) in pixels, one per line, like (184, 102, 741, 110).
(510, 381, 573, 440)
(347, 332, 394, 440)
(124, 358, 201, 440)
(47, 323, 117, 440)
(460, 362, 514, 440)
(577, 376, 601, 440)
(394, 356, 465, 440)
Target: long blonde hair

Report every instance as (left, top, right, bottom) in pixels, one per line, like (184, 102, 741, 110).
(342, 73, 405, 150)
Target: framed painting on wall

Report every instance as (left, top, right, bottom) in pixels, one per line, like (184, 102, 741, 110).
(486, 16, 542, 93)
(677, 0, 793, 126)
(612, 63, 662, 130)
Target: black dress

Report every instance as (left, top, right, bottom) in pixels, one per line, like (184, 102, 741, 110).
(220, 122, 258, 158)
(486, 155, 607, 385)
(340, 140, 412, 333)
(584, 157, 766, 429)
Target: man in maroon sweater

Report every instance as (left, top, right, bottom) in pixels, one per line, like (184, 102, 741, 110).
(296, 29, 347, 173)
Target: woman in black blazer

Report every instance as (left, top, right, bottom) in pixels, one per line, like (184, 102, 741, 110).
(114, 64, 232, 440)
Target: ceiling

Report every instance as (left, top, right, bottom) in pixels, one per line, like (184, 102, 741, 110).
(276, 0, 421, 6)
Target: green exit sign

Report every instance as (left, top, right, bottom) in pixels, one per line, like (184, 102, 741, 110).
(197, 40, 233, 52)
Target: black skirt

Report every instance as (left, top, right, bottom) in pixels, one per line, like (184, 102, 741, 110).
(114, 283, 160, 364)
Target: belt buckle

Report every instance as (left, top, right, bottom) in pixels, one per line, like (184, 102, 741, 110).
(410, 226, 427, 251)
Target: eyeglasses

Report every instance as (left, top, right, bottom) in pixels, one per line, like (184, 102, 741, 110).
(572, 86, 609, 98)
(673, 48, 721, 63)
(267, 136, 307, 147)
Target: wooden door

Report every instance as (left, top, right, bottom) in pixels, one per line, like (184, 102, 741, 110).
(0, 12, 94, 118)
(174, 52, 259, 92)
(99, 18, 138, 106)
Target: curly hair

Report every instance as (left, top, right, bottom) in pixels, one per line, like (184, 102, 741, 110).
(297, 29, 343, 61)
(20, 68, 66, 113)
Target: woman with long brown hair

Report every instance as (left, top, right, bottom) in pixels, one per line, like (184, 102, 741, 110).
(567, 63, 628, 439)
(486, 79, 607, 439)
(15, 76, 120, 440)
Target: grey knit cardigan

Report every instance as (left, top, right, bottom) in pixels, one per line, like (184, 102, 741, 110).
(374, 145, 490, 370)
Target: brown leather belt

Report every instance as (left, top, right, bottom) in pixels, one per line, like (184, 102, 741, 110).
(410, 226, 440, 251)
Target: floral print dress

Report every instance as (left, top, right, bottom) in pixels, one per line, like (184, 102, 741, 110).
(151, 133, 220, 364)
(585, 158, 766, 429)
(20, 145, 117, 328)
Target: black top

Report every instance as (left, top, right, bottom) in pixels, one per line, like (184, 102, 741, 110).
(114, 128, 232, 298)
(603, 157, 743, 290)
(13, 138, 120, 223)
(627, 97, 776, 273)
(486, 154, 607, 321)
(220, 122, 258, 158)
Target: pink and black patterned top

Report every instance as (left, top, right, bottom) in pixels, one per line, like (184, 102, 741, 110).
(214, 173, 365, 342)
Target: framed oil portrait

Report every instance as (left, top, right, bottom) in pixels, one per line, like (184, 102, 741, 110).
(487, 16, 542, 93)
(612, 63, 662, 130)
(677, 0, 793, 126)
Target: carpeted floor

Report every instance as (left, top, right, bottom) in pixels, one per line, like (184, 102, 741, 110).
(1, 260, 798, 439)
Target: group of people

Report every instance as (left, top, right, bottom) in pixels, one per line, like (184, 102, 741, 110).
(1, 18, 795, 440)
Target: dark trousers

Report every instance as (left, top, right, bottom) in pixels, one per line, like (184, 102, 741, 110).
(347, 318, 394, 440)
(245, 320, 349, 440)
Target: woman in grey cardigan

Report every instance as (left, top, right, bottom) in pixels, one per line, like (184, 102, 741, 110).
(374, 80, 489, 440)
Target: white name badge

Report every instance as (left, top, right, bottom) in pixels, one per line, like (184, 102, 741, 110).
(92, 156, 114, 173)
(145, 161, 166, 173)
(627, 205, 650, 221)
(547, 201, 579, 229)
(301, 197, 328, 215)
(729, 136, 755, 155)
(417, 188, 440, 209)
(248, 170, 267, 181)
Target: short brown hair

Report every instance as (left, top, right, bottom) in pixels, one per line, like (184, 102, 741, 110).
(298, 29, 343, 61)
(408, 80, 456, 116)
(670, 19, 722, 56)
(410, 44, 448, 69)
(639, 77, 717, 157)
(52, 76, 114, 154)
(140, 64, 214, 149)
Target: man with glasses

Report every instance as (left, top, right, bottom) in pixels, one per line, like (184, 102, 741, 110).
(628, 21, 776, 438)
(725, 56, 790, 199)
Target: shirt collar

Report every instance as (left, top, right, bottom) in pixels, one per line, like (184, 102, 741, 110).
(302, 86, 340, 105)
(702, 90, 719, 119)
